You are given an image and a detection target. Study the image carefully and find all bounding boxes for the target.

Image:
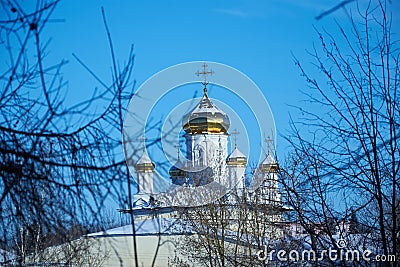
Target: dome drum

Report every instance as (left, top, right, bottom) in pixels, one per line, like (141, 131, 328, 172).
(169, 165, 186, 177)
(260, 162, 279, 172)
(226, 157, 247, 166)
(134, 162, 155, 172)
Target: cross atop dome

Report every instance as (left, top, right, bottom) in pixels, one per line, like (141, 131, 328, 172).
(174, 144, 181, 160)
(265, 136, 273, 156)
(140, 135, 146, 152)
(182, 64, 229, 134)
(231, 129, 240, 149)
(195, 63, 214, 96)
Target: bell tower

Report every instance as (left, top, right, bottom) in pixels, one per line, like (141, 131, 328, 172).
(226, 130, 247, 192)
(181, 64, 230, 185)
(134, 136, 155, 194)
(258, 137, 281, 205)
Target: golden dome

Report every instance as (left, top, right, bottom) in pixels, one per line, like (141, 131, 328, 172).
(182, 89, 230, 134)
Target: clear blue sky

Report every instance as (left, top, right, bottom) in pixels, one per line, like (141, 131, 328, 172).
(4, 0, 399, 170)
(2, 0, 399, 211)
(41, 1, 352, 156)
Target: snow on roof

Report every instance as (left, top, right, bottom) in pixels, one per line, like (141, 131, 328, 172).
(133, 193, 155, 209)
(136, 150, 153, 165)
(261, 154, 276, 165)
(188, 94, 227, 116)
(86, 215, 272, 247)
(86, 218, 194, 237)
(227, 147, 246, 159)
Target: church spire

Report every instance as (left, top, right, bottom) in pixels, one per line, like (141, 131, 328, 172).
(140, 135, 146, 152)
(135, 135, 155, 172)
(260, 136, 278, 172)
(174, 144, 181, 161)
(182, 64, 230, 134)
(231, 129, 240, 149)
(265, 136, 274, 156)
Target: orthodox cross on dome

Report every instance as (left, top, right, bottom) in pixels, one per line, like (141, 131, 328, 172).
(195, 63, 214, 95)
(231, 129, 240, 149)
(140, 135, 146, 152)
(174, 144, 181, 160)
(264, 136, 273, 155)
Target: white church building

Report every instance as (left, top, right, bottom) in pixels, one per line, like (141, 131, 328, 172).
(56, 66, 285, 267)
(132, 75, 282, 209)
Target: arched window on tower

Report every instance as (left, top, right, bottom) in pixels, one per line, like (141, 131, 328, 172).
(194, 145, 205, 167)
(198, 148, 204, 167)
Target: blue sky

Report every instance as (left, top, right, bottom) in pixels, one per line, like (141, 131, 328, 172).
(4, 0, 399, 170)
(40, 1, 347, 156)
(2, 0, 399, 213)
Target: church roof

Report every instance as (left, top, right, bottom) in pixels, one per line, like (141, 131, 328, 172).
(86, 218, 194, 237)
(261, 154, 276, 165)
(260, 153, 279, 172)
(136, 150, 152, 164)
(182, 90, 230, 134)
(135, 150, 155, 171)
(133, 194, 152, 208)
(227, 147, 246, 159)
(226, 147, 247, 166)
